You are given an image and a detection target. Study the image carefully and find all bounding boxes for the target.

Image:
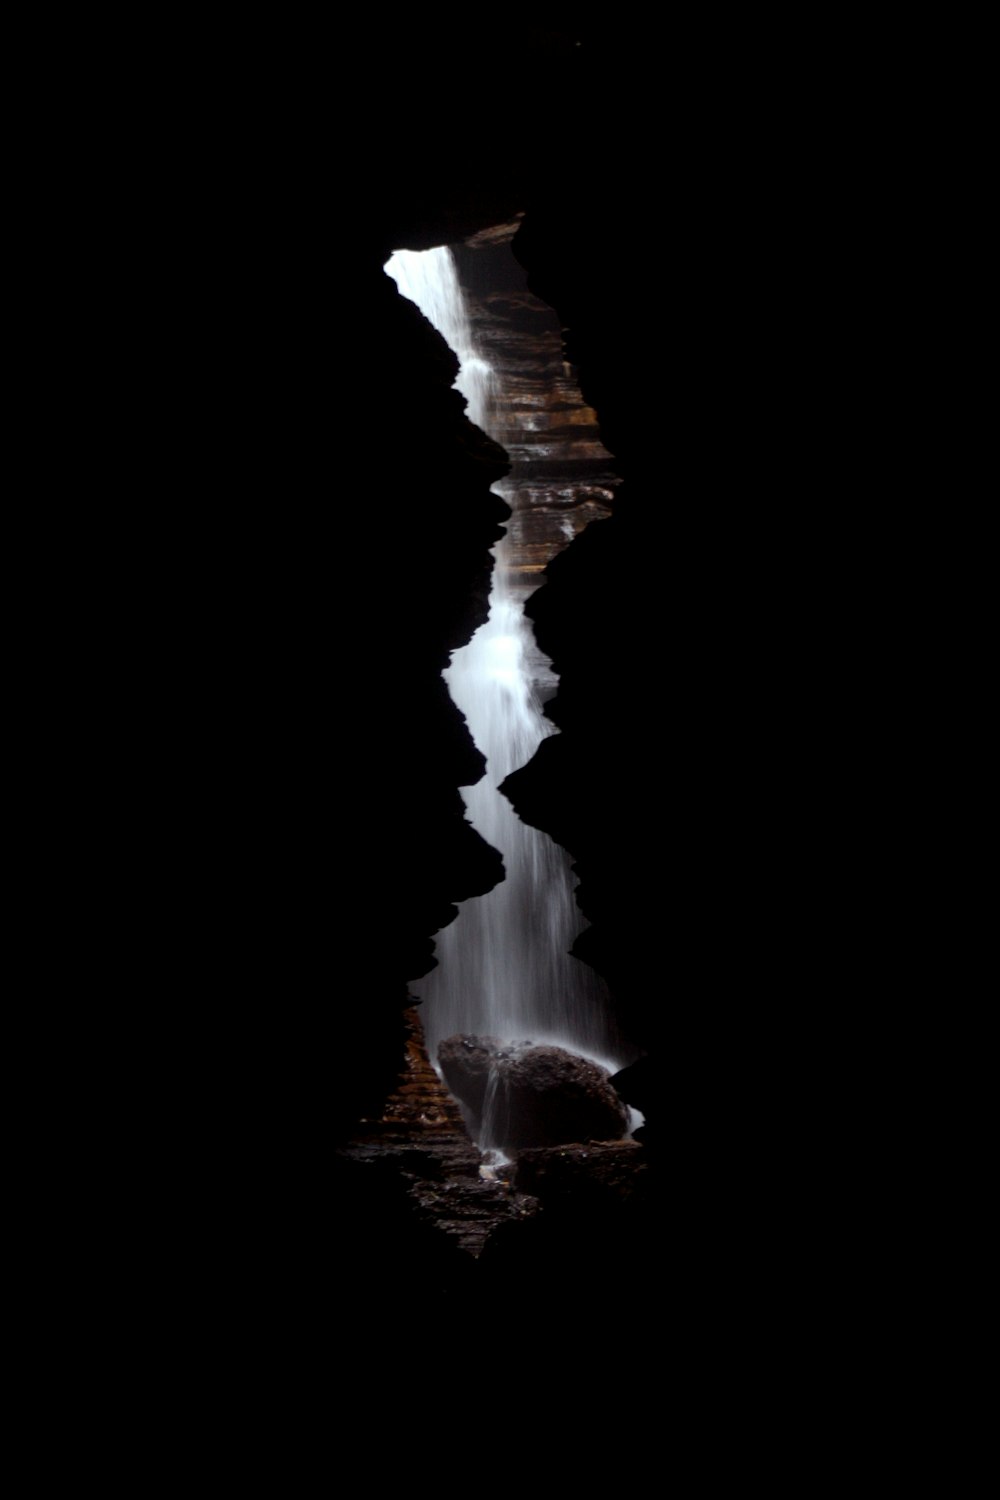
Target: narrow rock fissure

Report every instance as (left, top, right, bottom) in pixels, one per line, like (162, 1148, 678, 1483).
(333, 225, 644, 1253)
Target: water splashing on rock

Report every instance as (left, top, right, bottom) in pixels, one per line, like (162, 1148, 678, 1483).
(386, 244, 631, 1135)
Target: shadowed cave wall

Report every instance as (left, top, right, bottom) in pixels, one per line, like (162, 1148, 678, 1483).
(332, 32, 789, 1323)
(102, 20, 922, 1429)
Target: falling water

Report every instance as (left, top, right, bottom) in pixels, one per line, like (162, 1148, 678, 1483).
(386, 246, 626, 1078)
(385, 247, 495, 427)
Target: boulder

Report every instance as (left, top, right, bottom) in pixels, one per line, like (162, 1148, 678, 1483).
(438, 1035, 630, 1150)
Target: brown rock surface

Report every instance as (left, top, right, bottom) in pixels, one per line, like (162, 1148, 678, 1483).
(452, 223, 617, 595)
(438, 1034, 631, 1150)
(340, 1011, 539, 1257)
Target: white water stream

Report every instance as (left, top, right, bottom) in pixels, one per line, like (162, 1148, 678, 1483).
(387, 246, 626, 1080)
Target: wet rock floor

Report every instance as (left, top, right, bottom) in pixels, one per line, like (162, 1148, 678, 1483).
(339, 1008, 541, 1256)
(340, 1007, 648, 1259)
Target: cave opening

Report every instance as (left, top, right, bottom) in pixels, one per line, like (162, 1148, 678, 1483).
(383, 222, 641, 1180)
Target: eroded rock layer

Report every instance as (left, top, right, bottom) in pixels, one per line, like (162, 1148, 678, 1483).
(453, 224, 617, 591)
(341, 1010, 540, 1257)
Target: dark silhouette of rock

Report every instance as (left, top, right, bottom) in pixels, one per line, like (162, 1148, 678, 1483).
(438, 1035, 631, 1149)
(514, 1141, 647, 1206)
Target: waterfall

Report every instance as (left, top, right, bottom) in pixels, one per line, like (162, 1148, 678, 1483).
(384, 247, 495, 427)
(386, 246, 625, 1078)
